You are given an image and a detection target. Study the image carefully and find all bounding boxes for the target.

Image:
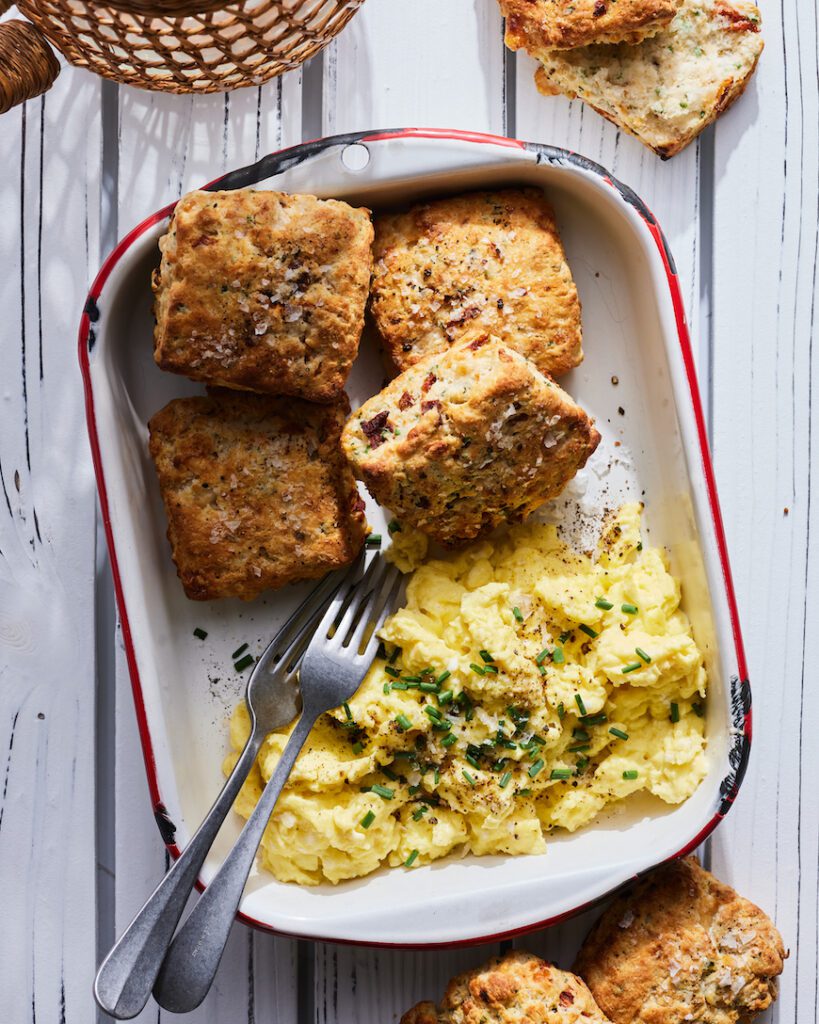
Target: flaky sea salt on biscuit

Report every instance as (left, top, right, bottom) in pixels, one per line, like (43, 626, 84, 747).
(370, 188, 582, 378)
(148, 391, 367, 601)
(500, 0, 681, 52)
(152, 189, 373, 402)
(401, 950, 612, 1024)
(574, 857, 786, 1024)
(342, 336, 600, 547)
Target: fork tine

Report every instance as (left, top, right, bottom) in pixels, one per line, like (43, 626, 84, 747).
(328, 556, 386, 647)
(347, 563, 402, 654)
(361, 566, 404, 656)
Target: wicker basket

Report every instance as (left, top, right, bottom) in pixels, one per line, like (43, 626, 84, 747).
(0, 19, 61, 114)
(16, 0, 364, 94)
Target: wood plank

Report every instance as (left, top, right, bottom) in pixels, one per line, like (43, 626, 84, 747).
(314, 6, 508, 1021)
(709, 2, 818, 1021)
(0, 62, 101, 1022)
(111, 74, 303, 1022)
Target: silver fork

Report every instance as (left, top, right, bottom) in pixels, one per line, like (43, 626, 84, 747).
(94, 557, 369, 1020)
(152, 555, 403, 1014)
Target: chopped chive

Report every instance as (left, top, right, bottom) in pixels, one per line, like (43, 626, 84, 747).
(382, 766, 399, 781)
(343, 702, 353, 721)
(637, 541, 643, 551)
(391, 681, 409, 690)
(389, 646, 401, 664)
(572, 728, 591, 741)
(575, 757, 589, 772)
(360, 810, 375, 829)
(462, 770, 477, 787)
(402, 675, 421, 683)
(579, 624, 598, 640)
(517, 788, 533, 796)
(433, 768, 440, 785)
(536, 648, 550, 666)
(512, 606, 524, 623)
(385, 665, 400, 678)
(419, 681, 439, 693)
(559, 631, 571, 644)
(482, 665, 498, 675)
(550, 768, 572, 780)
(622, 662, 643, 674)
(622, 603, 639, 615)
(622, 770, 639, 780)
(441, 732, 458, 747)
(231, 642, 249, 659)
(383, 683, 392, 695)
(404, 849, 419, 868)
(193, 627, 208, 640)
(580, 712, 608, 726)
(552, 647, 565, 665)
(595, 598, 614, 610)
(424, 705, 442, 722)
(438, 690, 454, 705)
(575, 693, 587, 715)
(371, 783, 394, 800)
(670, 702, 680, 723)
(465, 705, 474, 722)
(470, 663, 486, 676)
(609, 727, 629, 741)
(557, 702, 566, 719)
(528, 758, 545, 778)
(568, 743, 590, 753)
(387, 519, 401, 534)
(436, 670, 451, 685)
(433, 720, 452, 732)
(366, 534, 382, 548)
(499, 771, 513, 788)
(412, 805, 429, 821)
(635, 647, 652, 663)
(234, 654, 255, 672)
(479, 649, 495, 663)
(538, 664, 547, 676)
(466, 754, 481, 770)
(352, 741, 364, 754)
(395, 713, 412, 732)
(692, 701, 705, 717)
(407, 783, 420, 794)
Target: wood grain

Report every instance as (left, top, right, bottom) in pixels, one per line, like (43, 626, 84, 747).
(0, 65, 101, 1022)
(110, 74, 303, 1023)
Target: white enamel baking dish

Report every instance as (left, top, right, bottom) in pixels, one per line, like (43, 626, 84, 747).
(79, 128, 751, 947)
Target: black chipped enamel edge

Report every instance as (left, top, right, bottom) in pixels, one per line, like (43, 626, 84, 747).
(154, 804, 177, 845)
(717, 675, 752, 816)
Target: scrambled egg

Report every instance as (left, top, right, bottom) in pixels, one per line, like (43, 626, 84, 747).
(227, 504, 708, 886)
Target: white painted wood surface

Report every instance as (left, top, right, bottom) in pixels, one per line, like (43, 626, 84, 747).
(1, 0, 816, 1020)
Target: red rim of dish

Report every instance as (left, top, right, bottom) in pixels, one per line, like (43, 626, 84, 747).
(78, 126, 751, 949)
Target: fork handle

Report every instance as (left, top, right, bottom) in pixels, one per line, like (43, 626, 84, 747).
(152, 711, 317, 1014)
(94, 724, 265, 1020)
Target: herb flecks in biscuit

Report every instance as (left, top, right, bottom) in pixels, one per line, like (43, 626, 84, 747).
(401, 950, 612, 1023)
(148, 391, 366, 601)
(500, 0, 681, 51)
(534, 0, 764, 158)
(371, 189, 582, 378)
(342, 337, 600, 547)
(574, 856, 786, 1024)
(152, 189, 373, 402)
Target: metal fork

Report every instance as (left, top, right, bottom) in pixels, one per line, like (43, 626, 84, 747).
(94, 557, 370, 1020)
(152, 555, 403, 1014)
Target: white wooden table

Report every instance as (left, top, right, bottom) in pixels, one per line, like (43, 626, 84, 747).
(1, 1, 817, 1020)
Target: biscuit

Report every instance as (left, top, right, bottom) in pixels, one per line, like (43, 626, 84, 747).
(370, 189, 582, 378)
(534, 0, 764, 158)
(401, 950, 611, 1024)
(574, 857, 787, 1024)
(152, 189, 373, 402)
(148, 391, 367, 601)
(341, 337, 600, 547)
(500, 0, 681, 51)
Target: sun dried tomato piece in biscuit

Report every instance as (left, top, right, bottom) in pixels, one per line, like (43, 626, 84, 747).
(341, 337, 600, 547)
(371, 189, 582, 378)
(500, 0, 681, 52)
(148, 391, 367, 601)
(400, 950, 612, 1023)
(152, 189, 373, 402)
(573, 857, 787, 1024)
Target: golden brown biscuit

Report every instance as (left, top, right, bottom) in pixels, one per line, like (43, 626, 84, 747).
(401, 950, 612, 1024)
(148, 391, 367, 601)
(152, 189, 373, 402)
(574, 857, 787, 1024)
(370, 189, 582, 378)
(534, 0, 764, 159)
(500, 0, 681, 51)
(341, 336, 600, 547)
